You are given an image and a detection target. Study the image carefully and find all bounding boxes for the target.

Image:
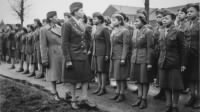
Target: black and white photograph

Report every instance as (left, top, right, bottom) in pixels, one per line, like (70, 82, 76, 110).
(0, 0, 199, 112)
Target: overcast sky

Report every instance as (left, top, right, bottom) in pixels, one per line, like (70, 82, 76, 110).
(0, 0, 199, 25)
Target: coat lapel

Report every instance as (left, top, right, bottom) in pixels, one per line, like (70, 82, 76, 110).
(50, 25, 62, 37)
(70, 18, 84, 32)
(165, 25, 176, 39)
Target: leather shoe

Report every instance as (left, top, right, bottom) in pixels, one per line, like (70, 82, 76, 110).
(185, 95, 195, 107)
(139, 99, 147, 109)
(116, 94, 125, 103)
(16, 68, 24, 72)
(109, 93, 119, 100)
(27, 72, 35, 77)
(23, 70, 29, 74)
(97, 88, 106, 96)
(132, 97, 142, 107)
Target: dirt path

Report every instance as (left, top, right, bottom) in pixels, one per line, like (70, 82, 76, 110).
(0, 77, 107, 112)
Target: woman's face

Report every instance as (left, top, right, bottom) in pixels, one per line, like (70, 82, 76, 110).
(156, 14, 164, 23)
(187, 7, 199, 20)
(75, 8, 84, 19)
(162, 15, 173, 27)
(111, 17, 120, 27)
(134, 18, 143, 29)
(50, 15, 58, 24)
(93, 17, 100, 25)
(177, 11, 186, 20)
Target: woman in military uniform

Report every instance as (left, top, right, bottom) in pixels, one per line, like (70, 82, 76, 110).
(62, 2, 95, 109)
(17, 28, 28, 72)
(131, 15, 154, 109)
(91, 12, 110, 96)
(33, 19, 44, 79)
(158, 11, 186, 112)
(25, 25, 36, 77)
(109, 13, 130, 102)
(40, 11, 63, 101)
(6, 24, 16, 69)
(184, 4, 200, 109)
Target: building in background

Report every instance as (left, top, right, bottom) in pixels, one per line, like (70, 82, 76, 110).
(103, 5, 155, 25)
(103, 2, 199, 25)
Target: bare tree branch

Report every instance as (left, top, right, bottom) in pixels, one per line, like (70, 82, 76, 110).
(8, 0, 31, 26)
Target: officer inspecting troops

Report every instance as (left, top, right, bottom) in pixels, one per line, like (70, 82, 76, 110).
(0, 1, 199, 111)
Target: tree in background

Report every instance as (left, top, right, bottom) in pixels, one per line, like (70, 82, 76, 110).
(8, 0, 31, 26)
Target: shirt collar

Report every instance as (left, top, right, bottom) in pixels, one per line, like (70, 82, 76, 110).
(72, 16, 80, 24)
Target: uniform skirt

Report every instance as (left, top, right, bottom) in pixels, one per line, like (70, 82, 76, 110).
(9, 49, 15, 58)
(159, 69, 184, 90)
(91, 56, 109, 73)
(62, 60, 93, 83)
(15, 49, 21, 60)
(109, 59, 129, 81)
(184, 49, 199, 82)
(26, 54, 33, 64)
(130, 63, 153, 83)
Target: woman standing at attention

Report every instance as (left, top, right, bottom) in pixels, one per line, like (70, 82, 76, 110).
(91, 12, 110, 96)
(109, 13, 130, 102)
(40, 11, 63, 101)
(131, 15, 154, 109)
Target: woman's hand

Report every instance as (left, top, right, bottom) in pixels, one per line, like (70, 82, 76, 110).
(120, 59, 125, 65)
(43, 62, 49, 68)
(87, 51, 91, 55)
(66, 61, 73, 69)
(147, 64, 152, 71)
(105, 56, 109, 61)
(181, 66, 186, 72)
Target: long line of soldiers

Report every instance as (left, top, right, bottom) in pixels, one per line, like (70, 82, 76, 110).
(0, 2, 199, 112)
(0, 19, 47, 78)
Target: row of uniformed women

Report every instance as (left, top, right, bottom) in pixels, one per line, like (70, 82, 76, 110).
(89, 4, 200, 112)
(0, 19, 47, 79)
(176, 4, 200, 110)
(2, 2, 197, 111)
(39, 2, 199, 111)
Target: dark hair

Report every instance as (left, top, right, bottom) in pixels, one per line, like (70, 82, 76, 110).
(156, 9, 167, 16)
(64, 12, 71, 18)
(82, 15, 88, 24)
(27, 24, 35, 31)
(136, 15, 147, 25)
(186, 4, 199, 12)
(87, 16, 93, 25)
(165, 11, 176, 20)
(93, 12, 104, 24)
(22, 27, 28, 33)
(70, 8, 80, 16)
(178, 7, 187, 14)
(57, 19, 64, 26)
(137, 9, 147, 18)
(113, 14, 124, 26)
(42, 19, 47, 23)
(104, 16, 111, 26)
(119, 12, 130, 22)
(7, 24, 13, 30)
(15, 24, 21, 28)
(34, 19, 42, 27)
